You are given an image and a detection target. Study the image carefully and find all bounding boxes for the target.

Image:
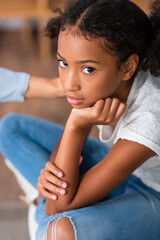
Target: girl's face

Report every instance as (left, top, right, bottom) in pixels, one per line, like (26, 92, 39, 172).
(57, 30, 130, 109)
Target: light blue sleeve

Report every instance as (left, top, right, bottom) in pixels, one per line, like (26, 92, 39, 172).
(0, 67, 30, 102)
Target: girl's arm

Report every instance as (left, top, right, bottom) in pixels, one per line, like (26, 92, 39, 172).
(45, 98, 134, 215)
(25, 76, 64, 98)
(61, 138, 155, 209)
(45, 122, 88, 215)
(37, 126, 92, 200)
(45, 121, 155, 215)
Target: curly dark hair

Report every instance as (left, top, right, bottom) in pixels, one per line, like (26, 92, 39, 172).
(45, 0, 160, 77)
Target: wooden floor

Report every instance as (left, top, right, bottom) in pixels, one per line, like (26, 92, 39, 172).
(0, 0, 151, 202)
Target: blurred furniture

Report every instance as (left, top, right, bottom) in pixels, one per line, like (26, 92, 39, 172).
(0, 0, 66, 59)
(0, 0, 50, 19)
(131, 0, 151, 13)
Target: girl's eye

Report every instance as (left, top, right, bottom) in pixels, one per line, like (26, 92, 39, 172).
(83, 67, 95, 74)
(59, 60, 69, 68)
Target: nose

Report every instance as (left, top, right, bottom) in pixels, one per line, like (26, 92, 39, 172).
(64, 70, 81, 92)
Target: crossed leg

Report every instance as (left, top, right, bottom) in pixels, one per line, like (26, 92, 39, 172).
(46, 217, 75, 240)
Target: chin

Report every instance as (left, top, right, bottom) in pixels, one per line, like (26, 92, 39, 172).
(72, 104, 85, 109)
(72, 102, 95, 109)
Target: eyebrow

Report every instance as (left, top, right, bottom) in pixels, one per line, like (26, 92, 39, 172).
(57, 52, 100, 65)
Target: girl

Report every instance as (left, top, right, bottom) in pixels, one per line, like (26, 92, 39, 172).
(0, 0, 160, 239)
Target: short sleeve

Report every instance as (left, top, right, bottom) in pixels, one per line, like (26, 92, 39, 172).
(114, 74, 160, 156)
(115, 111, 160, 156)
(0, 67, 30, 102)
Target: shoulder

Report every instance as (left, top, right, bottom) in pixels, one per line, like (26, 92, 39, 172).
(126, 71, 160, 115)
(115, 71, 160, 155)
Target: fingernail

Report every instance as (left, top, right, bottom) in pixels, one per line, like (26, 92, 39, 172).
(51, 195, 57, 200)
(58, 172, 63, 177)
(60, 189, 66, 195)
(62, 182, 67, 188)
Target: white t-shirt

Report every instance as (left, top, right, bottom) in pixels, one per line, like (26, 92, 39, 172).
(98, 70, 160, 192)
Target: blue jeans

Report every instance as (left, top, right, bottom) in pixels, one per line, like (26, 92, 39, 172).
(0, 113, 160, 240)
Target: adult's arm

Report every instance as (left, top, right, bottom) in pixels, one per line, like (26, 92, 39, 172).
(0, 67, 64, 102)
(25, 76, 64, 99)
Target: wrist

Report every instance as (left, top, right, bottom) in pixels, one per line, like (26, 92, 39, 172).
(26, 76, 65, 99)
(50, 78, 65, 98)
(66, 114, 89, 133)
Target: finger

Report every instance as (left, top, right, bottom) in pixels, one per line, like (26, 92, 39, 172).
(111, 102, 127, 125)
(91, 99, 105, 118)
(45, 162, 64, 178)
(37, 183, 58, 200)
(43, 170, 67, 189)
(105, 98, 121, 123)
(79, 156, 83, 166)
(99, 98, 112, 120)
(39, 178, 67, 196)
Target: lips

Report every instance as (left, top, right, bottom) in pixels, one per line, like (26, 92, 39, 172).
(66, 95, 84, 105)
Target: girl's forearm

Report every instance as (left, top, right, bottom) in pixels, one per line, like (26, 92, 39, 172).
(46, 137, 155, 216)
(45, 121, 87, 215)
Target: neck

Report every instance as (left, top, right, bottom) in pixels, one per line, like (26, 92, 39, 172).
(111, 77, 134, 102)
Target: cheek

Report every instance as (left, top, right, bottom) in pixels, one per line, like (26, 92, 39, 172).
(88, 74, 120, 99)
(87, 78, 109, 96)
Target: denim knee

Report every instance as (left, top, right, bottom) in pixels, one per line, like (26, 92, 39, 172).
(0, 113, 21, 132)
(0, 113, 21, 152)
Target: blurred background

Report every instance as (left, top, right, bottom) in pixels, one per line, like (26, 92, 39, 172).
(0, 0, 152, 239)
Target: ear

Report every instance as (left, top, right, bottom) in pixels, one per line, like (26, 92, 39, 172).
(121, 54, 139, 81)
